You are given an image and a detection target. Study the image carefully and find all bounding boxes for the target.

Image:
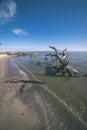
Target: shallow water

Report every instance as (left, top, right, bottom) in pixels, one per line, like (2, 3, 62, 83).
(12, 51, 87, 76)
(0, 52, 87, 130)
(10, 51, 87, 129)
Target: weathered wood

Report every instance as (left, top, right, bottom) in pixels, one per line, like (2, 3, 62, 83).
(5, 79, 44, 84)
(45, 46, 79, 76)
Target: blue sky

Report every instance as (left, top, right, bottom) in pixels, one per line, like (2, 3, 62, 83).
(0, 0, 87, 51)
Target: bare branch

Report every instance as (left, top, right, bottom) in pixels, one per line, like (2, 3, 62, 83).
(45, 46, 79, 76)
(49, 46, 58, 55)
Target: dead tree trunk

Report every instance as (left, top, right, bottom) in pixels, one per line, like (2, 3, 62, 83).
(45, 46, 79, 76)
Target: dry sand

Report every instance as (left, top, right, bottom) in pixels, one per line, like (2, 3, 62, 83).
(0, 54, 9, 80)
(0, 54, 87, 130)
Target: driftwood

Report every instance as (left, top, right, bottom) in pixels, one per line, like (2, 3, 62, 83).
(5, 79, 44, 84)
(45, 46, 79, 76)
(5, 79, 44, 93)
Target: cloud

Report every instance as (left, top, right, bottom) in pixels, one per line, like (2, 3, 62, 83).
(0, 0, 16, 23)
(12, 28, 28, 36)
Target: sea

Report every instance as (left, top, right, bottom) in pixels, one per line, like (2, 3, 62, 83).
(9, 51, 87, 129)
(10, 51, 87, 77)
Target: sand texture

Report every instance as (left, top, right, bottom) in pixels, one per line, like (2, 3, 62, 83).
(0, 55, 87, 130)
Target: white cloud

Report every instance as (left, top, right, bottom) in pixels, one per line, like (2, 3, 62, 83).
(0, 0, 16, 23)
(12, 28, 28, 36)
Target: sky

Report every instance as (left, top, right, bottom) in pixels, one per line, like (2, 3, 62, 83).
(0, 0, 87, 51)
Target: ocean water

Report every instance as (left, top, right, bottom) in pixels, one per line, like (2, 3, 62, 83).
(10, 51, 87, 129)
(12, 51, 87, 77)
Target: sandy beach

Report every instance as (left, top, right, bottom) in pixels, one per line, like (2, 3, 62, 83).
(0, 55, 87, 130)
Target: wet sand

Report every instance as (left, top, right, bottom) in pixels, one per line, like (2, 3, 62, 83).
(0, 55, 87, 130)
